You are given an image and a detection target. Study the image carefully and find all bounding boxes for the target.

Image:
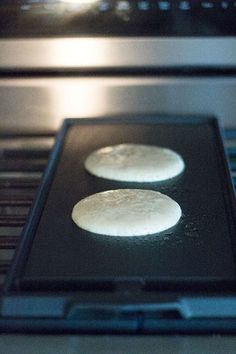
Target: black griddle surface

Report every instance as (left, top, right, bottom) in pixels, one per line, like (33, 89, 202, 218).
(9, 117, 236, 290)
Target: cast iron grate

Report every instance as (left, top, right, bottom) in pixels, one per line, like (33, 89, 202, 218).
(0, 133, 54, 286)
(0, 129, 235, 287)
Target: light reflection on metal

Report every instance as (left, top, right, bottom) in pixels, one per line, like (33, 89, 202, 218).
(2, 38, 236, 70)
(51, 80, 107, 128)
(59, 0, 99, 15)
(61, 0, 98, 3)
(53, 39, 109, 67)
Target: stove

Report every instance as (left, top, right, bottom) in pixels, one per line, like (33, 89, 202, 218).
(1, 0, 236, 350)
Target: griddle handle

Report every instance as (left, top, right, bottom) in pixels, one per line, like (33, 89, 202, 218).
(68, 298, 236, 321)
(2, 297, 236, 321)
(67, 303, 181, 321)
(179, 297, 236, 319)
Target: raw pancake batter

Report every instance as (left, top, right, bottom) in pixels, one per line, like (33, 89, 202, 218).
(85, 143, 185, 182)
(72, 189, 181, 236)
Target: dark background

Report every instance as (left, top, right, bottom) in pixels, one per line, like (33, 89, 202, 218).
(1, 0, 236, 37)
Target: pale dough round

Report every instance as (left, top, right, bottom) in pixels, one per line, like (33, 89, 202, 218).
(85, 144, 185, 182)
(72, 189, 181, 237)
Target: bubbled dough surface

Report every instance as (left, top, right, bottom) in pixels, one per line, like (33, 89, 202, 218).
(72, 189, 182, 237)
(84, 144, 185, 182)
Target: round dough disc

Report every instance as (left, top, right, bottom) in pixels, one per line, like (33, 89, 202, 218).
(72, 189, 181, 237)
(85, 144, 185, 182)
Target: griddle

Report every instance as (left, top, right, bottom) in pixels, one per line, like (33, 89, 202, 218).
(2, 116, 236, 334)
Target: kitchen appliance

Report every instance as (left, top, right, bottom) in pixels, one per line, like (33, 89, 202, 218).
(1, 0, 236, 349)
(2, 115, 236, 334)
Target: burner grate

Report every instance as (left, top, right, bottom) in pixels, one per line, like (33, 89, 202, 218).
(0, 134, 54, 287)
(0, 130, 235, 287)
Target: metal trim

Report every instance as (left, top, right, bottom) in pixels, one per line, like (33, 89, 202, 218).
(1, 37, 236, 70)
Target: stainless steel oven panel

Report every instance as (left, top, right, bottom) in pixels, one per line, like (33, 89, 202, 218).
(1, 38, 236, 69)
(0, 77, 236, 130)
